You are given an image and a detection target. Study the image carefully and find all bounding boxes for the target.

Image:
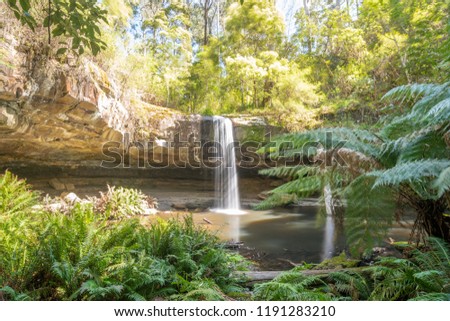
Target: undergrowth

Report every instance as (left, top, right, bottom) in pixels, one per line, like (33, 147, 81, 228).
(0, 171, 245, 301)
(253, 238, 450, 301)
(1, 170, 448, 301)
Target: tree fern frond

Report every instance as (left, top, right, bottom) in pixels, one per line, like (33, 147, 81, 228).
(259, 128, 380, 160)
(344, 175, 396, 254)
(371, 160, 450, 191)
(382, 82, 449, 104)
(253, 193, 297, 210)
(272, 175, 322, 196)
(382, 82, 450, 136)
(432, 167, 450, 198)
(398, 130, 449, 162)
(424, 97, 450, 125)
(258, 165, 315, 179)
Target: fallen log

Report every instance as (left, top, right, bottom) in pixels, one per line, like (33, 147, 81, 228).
(235, 267, 364, 282)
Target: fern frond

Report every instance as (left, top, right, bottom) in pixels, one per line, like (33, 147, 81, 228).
(344, 175, 396, 254)
(382, 82, 449, 105)
(328, 271, 372, 300)
(408, 293, 450, 301)
(432, 167, 450, 198)
(253, 282, 301, 301)
(370, 160, 450, 193)
(398, 130, 449, 162)
(425, 97, 450, 125)
(382, 82, 450, 136)
(258, 166, 315, 179)
(253, 192, 297, 210)
(272, 175, 322, 196)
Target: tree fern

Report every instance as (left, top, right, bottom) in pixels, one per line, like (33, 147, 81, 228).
(382, 83, 446, 103)
(382, 82, 450, 136)
(344, 176, 396, 253)
(397, 130, 449, 162)
(432, 167, 450, 198)
(253, 192, 298, 210)
(370, 159, 450, 199)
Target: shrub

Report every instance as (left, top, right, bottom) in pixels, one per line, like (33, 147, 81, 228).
(94, 185, 157, 220)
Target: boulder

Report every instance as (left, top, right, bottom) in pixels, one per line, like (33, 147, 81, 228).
(49, 178, 66, 191)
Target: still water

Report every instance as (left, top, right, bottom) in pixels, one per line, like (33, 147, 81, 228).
(192, 206, 346, 268)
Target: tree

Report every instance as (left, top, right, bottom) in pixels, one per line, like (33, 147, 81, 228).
(6, 0, 108, 55)
(139, 0, 193, 106)
(257, 81, 450, 251)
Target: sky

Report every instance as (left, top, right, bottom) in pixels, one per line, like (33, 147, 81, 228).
(276, 0, 302, 36)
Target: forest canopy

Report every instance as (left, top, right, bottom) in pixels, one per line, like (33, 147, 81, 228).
(4, 0, 448, 129)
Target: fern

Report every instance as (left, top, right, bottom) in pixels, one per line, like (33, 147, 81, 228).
(408, 293, 450, 301)
(382, 82, 450, 136)
(432, 167, 450, 198)
(253, 192, 297, 210)
(253, 269, 333, 301)
(328, 271, 372, 300)
(370, 159, 450, 199)
(344, 175, 396, 253)
(397, 130, 449, 162)
(272, 175, 322, 196)
(0, 171, 37, 217)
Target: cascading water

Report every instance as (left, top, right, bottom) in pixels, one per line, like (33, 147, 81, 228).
(212, 116, 245, 215)
(322, 184, 335, 260)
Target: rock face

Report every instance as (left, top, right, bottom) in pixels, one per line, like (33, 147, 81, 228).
(0, 32, 132, 167)
(0, 33, 278, 173)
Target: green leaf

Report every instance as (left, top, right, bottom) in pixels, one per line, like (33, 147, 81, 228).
(52, 26, 65, 37)
(7, 0, 17, 8)
(72, 37, 81, 49)
(56, 48, 67, 56)
(19, 0, 30, 12)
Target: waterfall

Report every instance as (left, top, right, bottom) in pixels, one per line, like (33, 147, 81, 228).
(322, 184, 335, 260)
(212, 116, 244, 215)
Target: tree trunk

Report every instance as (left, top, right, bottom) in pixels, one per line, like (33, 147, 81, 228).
(48, 0, 51, 45)
(203, 0, 213, 46)
(414, 199, 450, 242)
(203, 2, 208, 45)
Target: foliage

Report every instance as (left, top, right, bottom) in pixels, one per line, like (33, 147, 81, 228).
(0, 172, 245, 301)
(0, 170, 37, 217)
(6, 0, 108, 55)
(253, 238, 450, 301)
(93, 185, 157, 220)
(253, 266, 333, 301)
(257, 81, 450, 250)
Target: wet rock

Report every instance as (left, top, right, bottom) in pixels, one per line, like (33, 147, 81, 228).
(171, 200, 214, 210)
(270, 180, 284, 187)
(171, 203, 187, 210)
(62, 192, 81, 204)
(257, 191, 271, 200)
(143, 208, 158, 215)
(65, 183, 76, 191)
(49, 178, 66, 191)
